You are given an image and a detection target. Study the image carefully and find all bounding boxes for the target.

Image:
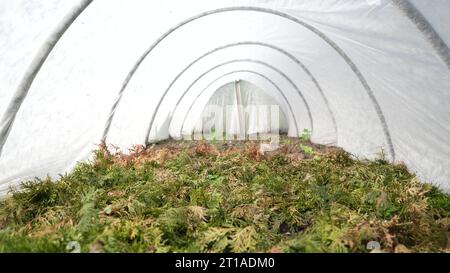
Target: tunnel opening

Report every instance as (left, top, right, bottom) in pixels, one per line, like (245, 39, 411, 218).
(183, 80, 290, 141)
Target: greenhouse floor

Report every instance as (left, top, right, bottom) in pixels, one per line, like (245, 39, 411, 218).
(0, 138, 448, 253)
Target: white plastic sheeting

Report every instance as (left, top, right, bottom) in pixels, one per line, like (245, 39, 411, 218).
(0, 0, 449, 195)
(188, 80, 289, 138)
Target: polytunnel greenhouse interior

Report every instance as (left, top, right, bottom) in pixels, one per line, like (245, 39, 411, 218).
(0, 0, 448, 255)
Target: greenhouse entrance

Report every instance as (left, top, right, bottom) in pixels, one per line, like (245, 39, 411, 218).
(187, 80, 289, 141)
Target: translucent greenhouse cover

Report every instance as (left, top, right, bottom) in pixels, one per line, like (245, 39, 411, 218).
(0, 0, 449, 195)
(189, 80, 290, 137)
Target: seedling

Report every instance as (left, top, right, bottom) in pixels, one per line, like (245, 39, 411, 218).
(300, 129, 311, 143)
(300, 144, 314, 156)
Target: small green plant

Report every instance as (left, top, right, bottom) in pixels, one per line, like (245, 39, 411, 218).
(301, 129, 311, 143)
(209, 128, 218, 143)
(300, 144, 314, 156)
(375, 148, 388, 164)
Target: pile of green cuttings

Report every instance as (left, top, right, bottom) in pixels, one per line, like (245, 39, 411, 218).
(0, 138, 448, 253)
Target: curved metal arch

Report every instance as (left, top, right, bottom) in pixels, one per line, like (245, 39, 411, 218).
(103, 7, 395, 159)
(179, 70, 300, 138)
(0, 0, 93, 156)
(7, 4, 440, 160)
(392, 0, 450, 70)
(145, 58, 313, 142)
(110, 41, 338, 146)
(4, 3, 449, 159)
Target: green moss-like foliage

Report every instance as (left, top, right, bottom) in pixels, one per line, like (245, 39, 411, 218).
(0, 139, 448, 253)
